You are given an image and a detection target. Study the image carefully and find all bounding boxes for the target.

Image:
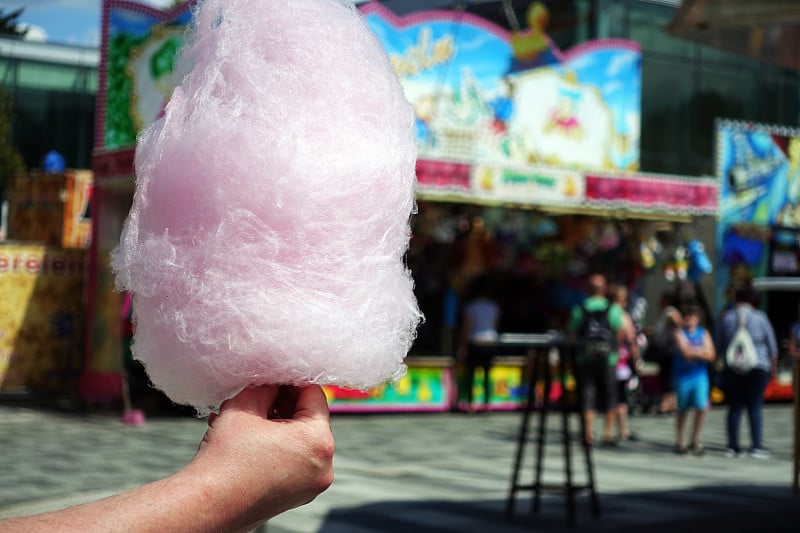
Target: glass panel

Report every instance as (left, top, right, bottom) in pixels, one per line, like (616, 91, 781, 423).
(699, 42, 764, 70)
(595, 0, 627, 39)
(86, 69, 98, 93)
(17, 62, 81, 91)
(639, 55, 692, 174)
(548, 0, 593, 50)
(688, 65, 757, 174)
(756, 70, 800, 127)
(0, 58, 13, 86)
(629, 1, 694, 57)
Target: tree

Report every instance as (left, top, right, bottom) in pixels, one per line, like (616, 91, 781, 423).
(0, 87, 25, 204)
(0, 8, 28, 38)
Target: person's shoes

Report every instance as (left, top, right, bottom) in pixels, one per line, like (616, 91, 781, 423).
(750, 448, 771, 460)
(725, 448, 744, 458)
(674, 444, 688, 455)
(689, 442, 705, 456)
(602, 437, 619, 448)
(621, 433, 639, 442)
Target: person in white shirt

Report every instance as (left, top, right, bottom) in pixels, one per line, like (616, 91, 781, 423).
(458, 276, 501, 412)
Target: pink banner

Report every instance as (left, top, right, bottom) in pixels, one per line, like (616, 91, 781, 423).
(416, 159, 471, 191)
(585, 174, 717, 214)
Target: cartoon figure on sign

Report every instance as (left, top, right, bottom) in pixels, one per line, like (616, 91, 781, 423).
(488, 78, 514, 136)
(413, 95, 437, 148)
(777, 136, 800, 227)
(544, 75, 584, 140)
(509, 2, 558, 71)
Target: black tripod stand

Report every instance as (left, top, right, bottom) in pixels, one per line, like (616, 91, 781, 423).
(503, 334, 600, 527)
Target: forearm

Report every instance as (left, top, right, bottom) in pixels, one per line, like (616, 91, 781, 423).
(0, 467, 254, 533)
(679, 344, 712, 362)
(700, 335, 716, 362)
(1, 386, 334, 533)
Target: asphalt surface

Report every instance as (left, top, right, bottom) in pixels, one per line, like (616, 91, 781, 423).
(0, 400, 798, 532)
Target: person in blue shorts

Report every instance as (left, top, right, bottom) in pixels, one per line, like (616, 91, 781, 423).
(672, 304, 715, 456)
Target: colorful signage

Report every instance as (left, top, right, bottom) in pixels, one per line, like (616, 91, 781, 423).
(0, 244, 86, 393)
(99, 1, 193, 149)
(585, 173, 718, 213)
(415, 160, 717, 215)
(454, 364, 530, 410)
(323, 360, 530, 413)
(325, 363, 451, 412)
(472, 163, 584, 207)
(717, 120, 800, 227)
(99, 1, 641, 178)
(714, 120, 800, 312)
(362, 2, 641, 173)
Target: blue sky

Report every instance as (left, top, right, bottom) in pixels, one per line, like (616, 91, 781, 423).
(0, 0, 175, 47)
(0, 1, 436, 48)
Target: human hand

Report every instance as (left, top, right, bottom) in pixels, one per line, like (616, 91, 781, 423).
(186, 385, 335, 532)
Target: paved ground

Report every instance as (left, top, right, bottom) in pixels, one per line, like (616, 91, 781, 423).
(0, 400, 798, 532)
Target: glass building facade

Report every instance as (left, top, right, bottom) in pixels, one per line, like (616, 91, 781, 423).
(1, 0, 799, 177)
(0, 38, 98, 170)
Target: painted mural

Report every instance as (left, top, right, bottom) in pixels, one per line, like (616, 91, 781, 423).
(100, 1, 193, 149)
(715, 120, 800, 309)
(100, 1, 641, 178)
(717, 120, 800, 227)
(362, 2, 641, 174)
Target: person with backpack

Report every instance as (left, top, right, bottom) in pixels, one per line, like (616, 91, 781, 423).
(719, 286, 778, 459)
(567, 274, 624, 447)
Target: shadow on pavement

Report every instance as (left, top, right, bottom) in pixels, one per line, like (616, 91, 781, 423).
(317, 484, 800, 533)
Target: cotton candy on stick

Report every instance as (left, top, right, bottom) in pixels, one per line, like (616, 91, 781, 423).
(111, 0, 422, 416)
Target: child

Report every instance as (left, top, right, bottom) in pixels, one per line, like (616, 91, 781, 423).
(673, 305, 715, 455)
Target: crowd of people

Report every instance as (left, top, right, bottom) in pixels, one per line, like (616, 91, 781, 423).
(565, 274, 782, 459)
(456, 272, 788, 459)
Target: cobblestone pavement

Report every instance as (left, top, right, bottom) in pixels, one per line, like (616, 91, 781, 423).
(0, 402, 798, 532)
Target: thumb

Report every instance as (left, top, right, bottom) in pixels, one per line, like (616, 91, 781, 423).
(220, 385, 279, 418)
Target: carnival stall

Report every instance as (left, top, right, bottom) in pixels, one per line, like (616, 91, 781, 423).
(364, 2, 716, 409)
(86, 0, 717, 413)
(0, 170, 92, 398)
(715, 119, 800, 401)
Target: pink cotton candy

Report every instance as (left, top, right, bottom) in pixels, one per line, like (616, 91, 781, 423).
(111, 0, 422, 416)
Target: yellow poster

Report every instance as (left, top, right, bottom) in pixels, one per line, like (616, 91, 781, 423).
(0, 244, 86, 393)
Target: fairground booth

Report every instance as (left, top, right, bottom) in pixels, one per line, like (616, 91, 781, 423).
(669, 1, 800, 401)
(669, 0, 800, 490)
(83, 1, 717, 413)
(0, 170, 92, 399)
(713, 120, 799, 401)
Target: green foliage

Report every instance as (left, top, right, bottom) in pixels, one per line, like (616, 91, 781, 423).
(0, 8, 28, 37)
(0, 87, 25, 203)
